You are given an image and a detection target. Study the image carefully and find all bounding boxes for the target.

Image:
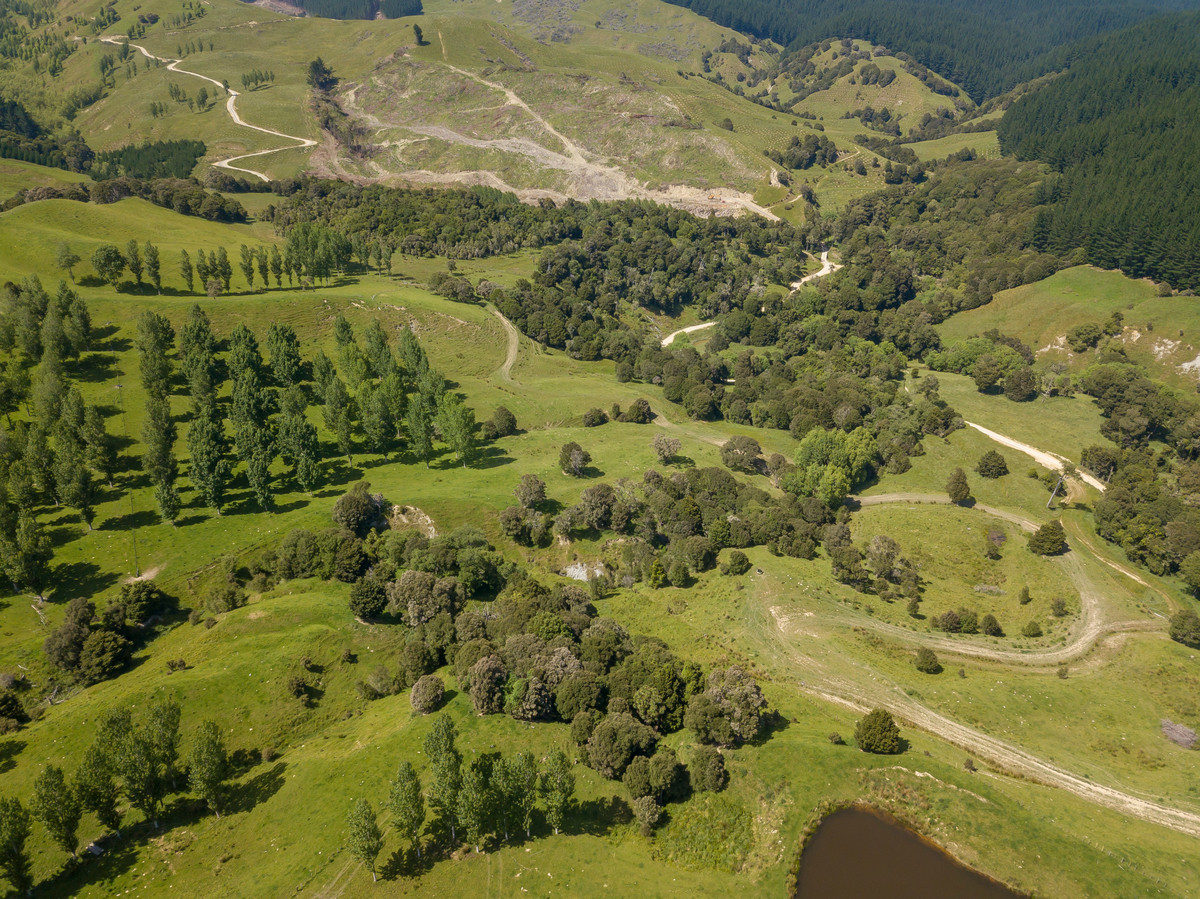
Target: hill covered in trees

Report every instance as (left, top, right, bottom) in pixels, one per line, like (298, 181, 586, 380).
(997, 10, 1200, 290)
(662, 0, 1200, 100)
(288, 0, 420, 19)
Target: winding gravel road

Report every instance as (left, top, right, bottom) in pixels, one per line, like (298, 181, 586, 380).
(102, 38, 316, 181)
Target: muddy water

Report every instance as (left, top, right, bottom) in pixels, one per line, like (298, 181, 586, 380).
(794, 808, 1023, 899)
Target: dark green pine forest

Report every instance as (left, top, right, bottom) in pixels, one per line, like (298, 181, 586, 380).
(999, 12, 1200, 290)
(664, 0, 1200, 100)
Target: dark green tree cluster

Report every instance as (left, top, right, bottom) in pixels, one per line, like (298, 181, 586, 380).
(90, 139, 206, 180)
(42, 579, 172, 685)
(660, 0, 1170, 101)
(5, 177, 248, 223)
(765, 133, 838, 170)
(999, 12, 1200, 290)
(343, 715, 568, 884)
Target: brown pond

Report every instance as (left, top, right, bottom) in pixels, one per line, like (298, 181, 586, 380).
(793, 807, 1024, 899)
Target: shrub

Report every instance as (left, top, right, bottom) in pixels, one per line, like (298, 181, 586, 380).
(633, 795, 662, 836)
(854, 708, 902, 754)
(1028, 521, 1066, 555)
(348, 576, 387, 619)
(720, 435, 762, 473)
(975, 450, 1008, 479)
(559, 442, 591, 477)
(620, 398, 653, 424)
(946, 467, 970, 504)
(118, 579, 171, 623)
(652, 433, 681, 464)
(331, 481, 385, 537)
(489, 405, 517, 437)
(723, 550, 751, 576)
(1066, 322, 1102, 353)
(586, 712, 657, 779)
(1022, 620, 1043, 638)
(913, 648, 941, 674)
(980, 613, 1003, 636)
(689, 745, 728, 792)
(1050, 597, 1069, 617)
(1004, 367, 1037, 401)
(933, 609, 960, 633)
(78, 631, 131, 685)
(410, 674, 444, 714)
(582, 408, 608, 427)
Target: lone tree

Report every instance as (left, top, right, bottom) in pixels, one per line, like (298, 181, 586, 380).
(946, 467, 971, 504)
(306, 57, 337, 91)
(559, 442, 591, 477)
(652, 433, 681, 465)
(514, 474, 546, 509)
(346, 798, 384, 882)
(720, 435, 762, 473)
(1027, 520, 1066, 555)
(975, 450, 1009, 479)
(854, 708, 902, 754)
(913, 647, 942, 674)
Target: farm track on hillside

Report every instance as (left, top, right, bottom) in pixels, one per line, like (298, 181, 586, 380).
(102, 37, 316, 181)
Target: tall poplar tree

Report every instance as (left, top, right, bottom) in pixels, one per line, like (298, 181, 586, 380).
(389, 761, 425, 858)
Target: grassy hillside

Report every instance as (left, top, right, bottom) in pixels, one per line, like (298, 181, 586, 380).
(939, 266, 1200, 388)
(0, 0, 978, 219)
(0, 171, 1197, 898)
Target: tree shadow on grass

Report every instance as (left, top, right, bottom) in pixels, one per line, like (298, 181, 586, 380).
(39, 833, 140, 899)
(226, 761, 287, 815)
(321, 459, 360, 490)
(52, 561, 119, 602)
(70, 353, 120, 383)
(473, 445, 513, 470)
(101, 509, 159, 531)
(746, 709, 791, 747)
(0, 740, 26, 774)
(381, 844, 436, 881)
(571, 795, 631, 836)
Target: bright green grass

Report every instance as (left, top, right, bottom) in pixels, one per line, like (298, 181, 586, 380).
(0, 160, 89, 198)
(608, 553, 1200, 898)
(927, 370, 1110, 462)
(866, 627, 1200, 810)
(858, 414, 1075, 511)
(1, 159, 1198, 897)
(850, 504, 1079, 627)
(939, 265, 1200, 388)
(908, 129, 999, 161)
(0, 198, 271, 282)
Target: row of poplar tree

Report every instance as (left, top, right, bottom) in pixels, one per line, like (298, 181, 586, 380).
(83, 222, 398, 296)
(344, 715, 576, 882)
(0, 698, 230, 894)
